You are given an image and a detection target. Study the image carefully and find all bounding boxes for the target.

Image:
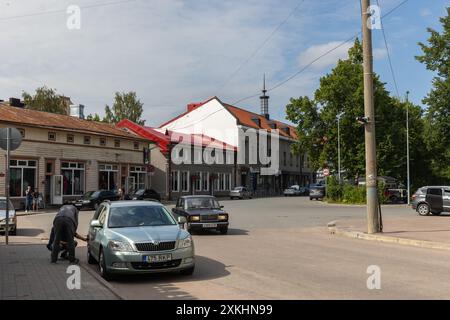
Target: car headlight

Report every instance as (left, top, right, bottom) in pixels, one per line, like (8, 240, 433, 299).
(107, 240, 134, 252)
(190, 215, 200, 222)
(178, 236, 192, 248)
(218, 214, 228, 221)
(0, 216, 15, 223)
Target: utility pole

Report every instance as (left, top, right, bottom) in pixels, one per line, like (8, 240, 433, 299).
(406, 91, 410, 205)
(5, 128, 10, 245)
(337, 112, 343, 183)
(361, 0, 380, 234)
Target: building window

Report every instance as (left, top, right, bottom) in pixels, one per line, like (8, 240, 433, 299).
(18, 128, 25, 138)
(99, 164, 118, 190)
(130, 166, 146, 191)
(194, 171, 202, 192)
(48, 132, 56, 141)
(114, 139, 120, 148)
(9, 160, 37, 197)
(181, 171, 189, 192)
(202, 172, 209, 191)
(84, 136, 91, 145)
(67, 134, 74, 143)
(290, 152, 293, 167)
(99, 137, 106, 146)
(133, 141, 139, 150)
(61, 162, 85, 196)
(171, 170, 180, 192)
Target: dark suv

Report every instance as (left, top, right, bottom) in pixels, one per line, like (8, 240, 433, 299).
(411, 186, 450, 216)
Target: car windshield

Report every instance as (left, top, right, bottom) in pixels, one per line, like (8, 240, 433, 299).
(186, 198, 220, 209)
(134, 189, 145, 196)
(83, 191, 97, 199)
(108, 205, 176, 228)
(0, 200, 14, 210)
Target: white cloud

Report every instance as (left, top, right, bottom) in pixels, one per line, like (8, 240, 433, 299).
(297, 41, 353, 70)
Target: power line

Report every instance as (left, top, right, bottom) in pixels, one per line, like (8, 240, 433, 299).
(232, 0, 410, 106)
(216, 0, 306, 94)
(376, 0, 400, 97)
(0, 0, 138, 22)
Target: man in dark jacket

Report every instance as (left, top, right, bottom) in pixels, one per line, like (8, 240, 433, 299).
(51, 205, 83, 264)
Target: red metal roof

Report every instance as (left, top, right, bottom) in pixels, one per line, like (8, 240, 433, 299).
(158, 97, 297, 140)
(117, 119, 236, 155)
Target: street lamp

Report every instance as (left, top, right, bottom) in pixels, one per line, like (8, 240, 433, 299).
(406, 91, 410, 205)
(337, 112, 344, 183)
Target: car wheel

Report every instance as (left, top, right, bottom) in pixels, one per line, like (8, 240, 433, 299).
(180, 266, 195, 276)
(99, 248, 113, 280)
(389, 196, 398, 203)
(218, 227, 228, 235)
(417, 203, 430, 216)
(87, 247, 96, 264)
(310, 197, 313, 201)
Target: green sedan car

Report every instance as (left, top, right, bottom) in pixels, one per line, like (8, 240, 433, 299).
(87, 200, 195, 280)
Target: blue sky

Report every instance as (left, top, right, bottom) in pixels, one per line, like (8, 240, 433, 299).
(0, 0, 448, 126)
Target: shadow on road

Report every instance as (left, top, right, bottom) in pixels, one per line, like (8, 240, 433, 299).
(190, 228, 249, 236)
(11, 228, 45, 237)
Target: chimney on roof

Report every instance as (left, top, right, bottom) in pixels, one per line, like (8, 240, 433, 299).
(70, 104, 85, 119)
(9, 97, 24, 108)
(187, 103, 202, 112)
(260, 74, 270, 120)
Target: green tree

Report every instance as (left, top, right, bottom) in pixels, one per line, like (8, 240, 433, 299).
(416, 7, 450, 182)
(22, 86, 68, 114)
(86, 113, 102, 122)
(286, 39, 429, 186)
(103, 91, 145, 125)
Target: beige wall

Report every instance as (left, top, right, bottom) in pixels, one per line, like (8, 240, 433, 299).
(0, 124, 147, 206)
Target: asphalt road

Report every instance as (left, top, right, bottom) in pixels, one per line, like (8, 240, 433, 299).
(12, 197, 450, 299)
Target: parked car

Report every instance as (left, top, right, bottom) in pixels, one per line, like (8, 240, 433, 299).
(385, 188, 408, 203)
(129, 189, 161, 202)
(309, 184, 326, 201)
(0, 197, 16, 235)
(283, 185, 307, 196)
(87, 200, 195, 280)
(229, 186, 252, 199)
(411, 186, 450, 216)
(172, 195, 229, 234)
(71, 190, 119, 210)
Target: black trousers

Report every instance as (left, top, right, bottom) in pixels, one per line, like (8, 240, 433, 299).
(51, 217, 76, 262)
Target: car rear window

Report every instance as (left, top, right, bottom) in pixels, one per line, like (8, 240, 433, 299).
(427, 188, 443, 196)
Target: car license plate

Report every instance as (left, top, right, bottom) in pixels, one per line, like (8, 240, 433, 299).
(143, 254, 172, 263)
(203, 223, 217, 228)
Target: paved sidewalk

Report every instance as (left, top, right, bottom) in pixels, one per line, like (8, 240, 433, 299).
(0, 244, 119, 300)
(331, 214, 450, 248)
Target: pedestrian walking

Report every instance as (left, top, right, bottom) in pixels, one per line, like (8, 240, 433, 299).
(50, 205, 87, 264)
(32, 189, 40, 212)
(118, 187, 125, 200)
(25, 186, 33, 213)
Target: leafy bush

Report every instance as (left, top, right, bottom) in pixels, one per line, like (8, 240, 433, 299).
(341, 184, 366, 204)
(326, 176, 342, 201)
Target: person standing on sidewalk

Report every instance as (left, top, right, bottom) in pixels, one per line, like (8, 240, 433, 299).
(51, 205, 86, 264)
(25, 186, 33, 213)
(32, 189, 40, 212)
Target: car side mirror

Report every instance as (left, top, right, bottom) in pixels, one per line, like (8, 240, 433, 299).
(177, 216, 187, 225)
(90, 220, 102, 228)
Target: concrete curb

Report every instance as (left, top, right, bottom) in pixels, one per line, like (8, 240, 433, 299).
(79, 264, 126, 300)
(327, 221, 450, 251)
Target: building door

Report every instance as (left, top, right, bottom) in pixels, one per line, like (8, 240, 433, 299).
(51, 175, 63, 205)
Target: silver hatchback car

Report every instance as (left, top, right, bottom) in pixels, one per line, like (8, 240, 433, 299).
(87, 201, 195, 280)
(411, 186, 450, 216)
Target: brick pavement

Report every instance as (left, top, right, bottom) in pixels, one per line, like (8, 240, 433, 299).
(0, 243, 119, 300)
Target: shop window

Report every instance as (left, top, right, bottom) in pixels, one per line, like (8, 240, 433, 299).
(9, 159, 37, 197)
(171, 171, 180, 192)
